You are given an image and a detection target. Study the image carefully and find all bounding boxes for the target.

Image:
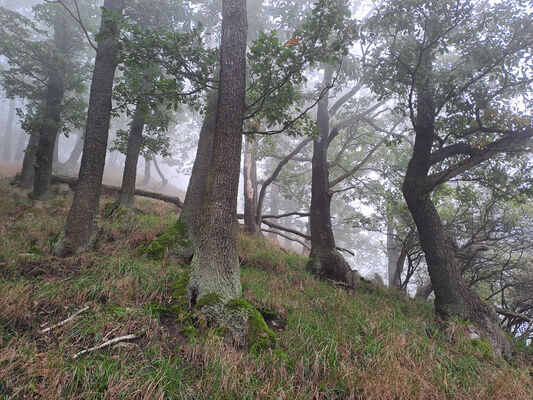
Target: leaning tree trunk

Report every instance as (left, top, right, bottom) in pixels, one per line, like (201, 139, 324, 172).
(387, 223, 402, 289)
(19, 129, 39, 189)
(2, 98, 15, 161)
(54, 0, 125, 256)
(307, 69, 356, 287)
(119, 103, 146, 209)
(187, 0, 248, 305)
(180, 89, 218, 247)
(63, 130, 84, 171)
(140, 158, 151, 186)
(33, 16, 68, 200)
(402, 49, 512, 357)
(243, 136, 260, 235)
(152, 155, 168, 190)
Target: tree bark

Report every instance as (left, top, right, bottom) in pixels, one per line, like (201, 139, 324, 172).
(2, 98, 16, 161)
(19, 129, 39, 189)
(55, 0, 125, 256)
(63, 130, 84, 171)
(119, 103, 146, 209)
(387, 223, 402, 289)
(307, 68, 356, 287)
(33, 15, 68, 200)
(187, 0, 247, 304)
(243, 136, 259, 235)
(180, 89, 218, 247)
(402, 46, 512, 357)
(140, 157, 151, 186)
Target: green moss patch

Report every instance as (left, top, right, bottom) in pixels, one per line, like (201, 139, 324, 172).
(147, 219, 191, 259)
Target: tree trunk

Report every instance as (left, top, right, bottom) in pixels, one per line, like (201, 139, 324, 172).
(402, 47, 512, 357)
(387, 223, 402, 289)
(187, 0, 247, 305)
(15, 129, 28, 161)
(54, 0, 125, 256)
(302, 220, 311, 256)
(180, 89, 218, 247)
(119, 103, 146, 209)
(140, 158, 151, 186)
(19, 129, 39, 189)
(307, 69, 356, 287)
(267, 184, 280, 243)
(2, 98, 15, 161)
(243, 136, 259, 235)
(63, 130, 84, 171)
(152, 155, 168, 190)
(33, 15, 69, 200)
(53, 132, 60, 165)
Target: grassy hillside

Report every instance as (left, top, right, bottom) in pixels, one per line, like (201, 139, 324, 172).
(0, 179, 531, 399)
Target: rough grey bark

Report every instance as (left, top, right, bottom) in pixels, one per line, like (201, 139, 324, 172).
(119, 103, 146, 209)
(402, 47, 512, 357)
(187, 0, 248, 304)
(243, 136, 259, 235)
(19, 129, 39, 189)
(33, 15, 68, 200)
(2, 98, 16, 161)
(307, 68, 357, 287)
(54, 0, 125, 256)
(387, 224, 402, 289)
(180, 89, 218, 247)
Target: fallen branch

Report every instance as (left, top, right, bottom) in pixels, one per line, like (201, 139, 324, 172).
(51, 175, 183, 208)
(40, 305, 90, 334)
(72, 333, 139, 359)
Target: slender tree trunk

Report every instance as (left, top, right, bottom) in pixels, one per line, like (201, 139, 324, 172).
(387, 223, 402, 289)
(2, 98, 15, 161)
(267, 184, 280, 242)
(33, 15, 68, 200)
(180, 89, 218, 246)
(15, 129, 28, 161)
(187, 0, 248, 305)
(402, 48, 512, 357)
(63, 130, 84, 171)
(19, 129, 39, 189)
(140, 158, 151, 186)
(243, 136, 259, 235)
(53, 132, 60, 165)
(119, 103, 146, 209)
(152, 155, 168, 190)
(55, 0, 125, 256)
(307, 69, 356, 287)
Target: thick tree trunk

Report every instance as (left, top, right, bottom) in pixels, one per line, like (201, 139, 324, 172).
(54, 0, 125, 256)
(140, 158, 151, 186)
(180, 89, 218, 247)
(387, 224, 402, 289)
(402, 49, 512, 357)
(2, 98, 15, 161)
(187, 0, 247, 304)
(19, 129, 39, 189)
(119, 103, 146, 209)
(307, 69, 356, 287)
(243, 136, 260, 235)
(33, 16, 68, 200)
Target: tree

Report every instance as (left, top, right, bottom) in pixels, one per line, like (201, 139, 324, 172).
(366, 0, 532, 356)
(1, 98, 16, 161)
(54, 0, 125, 256)
(186, 0, 248, 306)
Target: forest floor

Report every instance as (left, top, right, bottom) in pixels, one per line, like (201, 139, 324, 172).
(0, 177, 532, 399)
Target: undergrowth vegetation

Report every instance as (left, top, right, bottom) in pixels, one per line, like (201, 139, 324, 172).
(0, 180, 531, 399)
